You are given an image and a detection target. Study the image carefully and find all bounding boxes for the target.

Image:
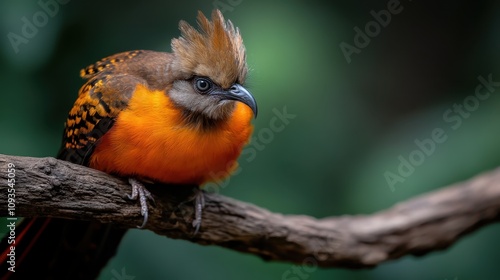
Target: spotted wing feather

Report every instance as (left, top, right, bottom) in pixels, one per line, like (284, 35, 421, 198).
(57, 57, 144, 165)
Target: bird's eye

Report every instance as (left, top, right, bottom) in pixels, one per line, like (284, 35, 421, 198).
(194, 77, 213, 94)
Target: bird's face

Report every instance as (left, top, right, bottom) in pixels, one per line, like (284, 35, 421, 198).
(169, 76, 257, 121)
(169, 10, 257, 124)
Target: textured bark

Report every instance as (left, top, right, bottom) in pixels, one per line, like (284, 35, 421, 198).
(0, 154, 499, 268)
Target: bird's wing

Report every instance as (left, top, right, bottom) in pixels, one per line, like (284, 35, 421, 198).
(79, 50, 143, 80)
(57, 71, 143, 165)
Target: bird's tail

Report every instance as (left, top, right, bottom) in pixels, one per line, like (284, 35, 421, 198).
(0, 218, 126, 279)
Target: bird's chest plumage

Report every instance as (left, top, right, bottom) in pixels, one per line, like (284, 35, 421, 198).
(89, 85, 254, 185)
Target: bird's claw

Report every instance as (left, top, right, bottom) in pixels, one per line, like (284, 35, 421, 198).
(191, 188, 206, 235)
(128, 178, 155, 228)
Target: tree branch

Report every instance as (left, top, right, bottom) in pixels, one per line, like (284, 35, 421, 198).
(1, 154, 499, 268)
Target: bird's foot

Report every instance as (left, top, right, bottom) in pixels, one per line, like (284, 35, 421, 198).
(191, 188, 205, 235)
(127, 178, 156, 228)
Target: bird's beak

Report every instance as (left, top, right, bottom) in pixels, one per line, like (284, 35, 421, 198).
(217, 84, 258, 118)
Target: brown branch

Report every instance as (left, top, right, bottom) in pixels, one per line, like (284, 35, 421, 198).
(1, 153, 499, 268)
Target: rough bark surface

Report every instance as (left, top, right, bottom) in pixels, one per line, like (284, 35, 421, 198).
(1, 154, 499, 268)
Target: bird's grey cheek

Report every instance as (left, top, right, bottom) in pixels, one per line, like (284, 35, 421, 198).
(169, 81, 196, 107)
(168, 81, 232, 119)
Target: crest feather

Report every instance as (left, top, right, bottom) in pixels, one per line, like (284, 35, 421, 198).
(171, 10, 247, 88)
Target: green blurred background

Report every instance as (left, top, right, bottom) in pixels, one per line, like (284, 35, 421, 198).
(1, 0, 500, 279)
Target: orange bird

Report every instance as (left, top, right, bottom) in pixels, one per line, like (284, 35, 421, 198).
(0, 10, 256, 279)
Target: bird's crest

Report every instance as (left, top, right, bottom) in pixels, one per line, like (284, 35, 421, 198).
(171, 10, 247, 88)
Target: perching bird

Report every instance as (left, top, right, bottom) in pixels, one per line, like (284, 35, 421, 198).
(0, 9, 257, 279)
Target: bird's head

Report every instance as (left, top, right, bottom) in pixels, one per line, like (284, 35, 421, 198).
(169, 10, 257, 125)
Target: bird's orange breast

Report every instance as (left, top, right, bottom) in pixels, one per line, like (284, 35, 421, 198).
(89, 84, 254, 185)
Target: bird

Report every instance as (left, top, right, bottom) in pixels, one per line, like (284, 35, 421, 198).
(0, 9, 257, 279)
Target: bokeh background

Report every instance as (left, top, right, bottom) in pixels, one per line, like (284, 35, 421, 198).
(1, 0, 500, 279)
